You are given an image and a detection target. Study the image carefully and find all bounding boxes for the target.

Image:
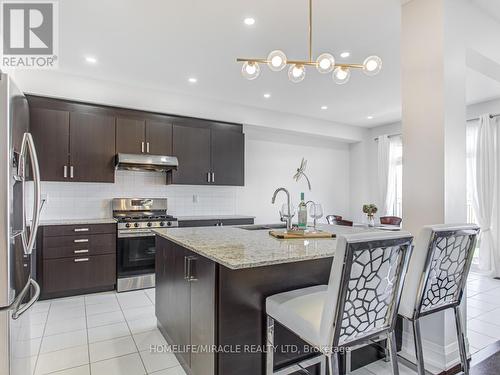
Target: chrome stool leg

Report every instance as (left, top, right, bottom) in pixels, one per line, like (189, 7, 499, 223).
(454, 306, 470, 374)
(388, 331, 400, 375)
(345, 348, 352, 374)
(266, 316, 275, 375)
(327, 352, 340, 375)
(412, 319, 425, 375)
(320, 356, 327, 375)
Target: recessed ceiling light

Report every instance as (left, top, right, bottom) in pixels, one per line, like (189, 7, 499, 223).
(321, 105, 328, 110)
(367, 115, 374, 120)
(188, 77, 198, 83)
(340, 52, 350, 58)
(263, 93, 271, 99)
(85, 56, 97, 64)
(244, 17, 256, 26)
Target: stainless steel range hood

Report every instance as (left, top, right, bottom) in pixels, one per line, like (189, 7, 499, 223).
(115, 153, 178, 172)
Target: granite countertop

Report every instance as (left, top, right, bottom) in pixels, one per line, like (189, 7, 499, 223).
(177, 215, 256, 221)
(154, 224, 368, 270)
(39, 218, 117, 226)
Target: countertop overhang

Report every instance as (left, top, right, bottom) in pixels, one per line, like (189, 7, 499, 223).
(153, 224, 369, 270)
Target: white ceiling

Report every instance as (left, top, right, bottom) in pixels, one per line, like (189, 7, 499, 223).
(53, 0, 500, 128)
(472, 0, 500, 23)
(466, 68, 500, 105)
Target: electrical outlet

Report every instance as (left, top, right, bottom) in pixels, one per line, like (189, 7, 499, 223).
(193, 194, 199, 203)
(41, 194, 48, 204)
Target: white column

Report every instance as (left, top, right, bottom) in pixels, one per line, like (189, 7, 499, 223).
(401, 0, 467, 372)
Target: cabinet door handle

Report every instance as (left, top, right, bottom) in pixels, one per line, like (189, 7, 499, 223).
(146, 142, 150, 153)
(207, 172, 210, 183)
(74, 249, 89, 254)
(74, 228, 89, 232)
(70, 166, 74, 179)
(74, 258, 89, 263)
(184, 256, 189, 280)
(63, 165, 68, 178)
(186, 256, 198, 282)
(141, 142, 145, 153)
(74, 239, 89, 243)
(211, 172, 215, 183)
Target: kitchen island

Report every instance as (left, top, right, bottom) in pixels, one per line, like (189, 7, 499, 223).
(154, 224, 391, 375)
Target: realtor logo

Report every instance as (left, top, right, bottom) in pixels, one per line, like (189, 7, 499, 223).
(1, 1, 58, 68)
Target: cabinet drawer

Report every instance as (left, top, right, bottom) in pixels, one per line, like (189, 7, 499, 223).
(42, 254, 116, 294)
(43, 233, 116, 259)
(43, 223, 116, 237)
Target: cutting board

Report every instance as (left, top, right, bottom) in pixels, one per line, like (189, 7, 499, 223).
(269, 230, 336, 239)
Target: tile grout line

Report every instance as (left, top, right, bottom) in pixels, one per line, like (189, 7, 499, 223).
(33, 300, 52, 375)
(84, 296, 92, 375)
(116, 290, 149, 374)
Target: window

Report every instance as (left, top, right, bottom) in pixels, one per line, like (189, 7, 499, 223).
(388, 136, 403, 217)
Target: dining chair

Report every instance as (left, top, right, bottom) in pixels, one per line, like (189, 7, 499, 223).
(398, 224, 480, 375)
(380, 216, 403, 226)
(336, 219, 353, 227)
(326, 215, 343, 224)
(265, 231, 414, 375)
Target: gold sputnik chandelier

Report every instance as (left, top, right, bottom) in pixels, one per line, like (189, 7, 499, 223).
(236, 0, 382, 84)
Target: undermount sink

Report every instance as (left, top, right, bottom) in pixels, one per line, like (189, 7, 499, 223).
(238, 223, 287, 231)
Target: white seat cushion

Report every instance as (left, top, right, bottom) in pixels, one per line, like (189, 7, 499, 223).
(266, 285, 328, 348)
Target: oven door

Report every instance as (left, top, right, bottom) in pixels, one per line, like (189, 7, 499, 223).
(117, 232, 156, 277)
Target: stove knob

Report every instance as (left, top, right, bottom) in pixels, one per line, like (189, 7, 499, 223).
(147, 222, 152, 227)
(167, 222, 172, 227)
(134, 223, 139, 228)
(125, 223, 131, 228)
(160, 222, 165, 227)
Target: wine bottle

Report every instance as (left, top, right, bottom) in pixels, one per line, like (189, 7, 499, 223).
(298, 192, 307, 229)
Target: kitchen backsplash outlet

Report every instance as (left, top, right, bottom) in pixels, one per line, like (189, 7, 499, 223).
(28, 171, 240, 220)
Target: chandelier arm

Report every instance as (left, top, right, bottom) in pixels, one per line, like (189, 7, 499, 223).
(309, 0, 313, 62)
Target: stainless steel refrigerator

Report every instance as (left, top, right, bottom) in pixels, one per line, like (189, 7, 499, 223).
(0, 72, 42, 375)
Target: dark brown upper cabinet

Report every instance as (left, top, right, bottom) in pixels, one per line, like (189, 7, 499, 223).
(30, 107, 70, 182)
(146, 120, 173, 155)
(116, 118, 145, 154)
(116, 118, 172, 155)
(69, 113, 116, 183)
(170, 124, 212, 185)
(168, 122, 244, 186)
(28, 97, 116, 183)
(211, 128, 244, 186)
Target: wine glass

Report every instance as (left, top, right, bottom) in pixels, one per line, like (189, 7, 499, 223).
(309, 203, 323, 231)
(280, 202, 296, 219)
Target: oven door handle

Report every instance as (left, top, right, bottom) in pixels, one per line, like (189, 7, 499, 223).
(118, 231, 155, 238)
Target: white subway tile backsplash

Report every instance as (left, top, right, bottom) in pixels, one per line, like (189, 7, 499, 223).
(32, 171, 239, 220)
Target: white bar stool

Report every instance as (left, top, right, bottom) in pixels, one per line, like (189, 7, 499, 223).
(265, 231, 414, 375)
(398, 224, 480, 375)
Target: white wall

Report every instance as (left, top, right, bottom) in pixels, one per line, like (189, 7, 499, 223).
(238, 126, 351, 224)
(35, 126, 351, 223)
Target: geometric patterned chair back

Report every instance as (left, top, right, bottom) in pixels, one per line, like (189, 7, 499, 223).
(319, 232, 413, 348)
(416, 226, 480, 317)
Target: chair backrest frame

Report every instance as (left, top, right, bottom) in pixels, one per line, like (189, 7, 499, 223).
(412, 227, 480, 320)
(330, 235, 413, 348)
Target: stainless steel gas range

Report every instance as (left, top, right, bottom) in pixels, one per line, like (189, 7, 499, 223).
(112, 198, 178, 292)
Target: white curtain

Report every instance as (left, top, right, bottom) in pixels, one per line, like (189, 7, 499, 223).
(470, 114, 499, 276)
(378, 135, 391, 215)
(378, 135, 401, 216)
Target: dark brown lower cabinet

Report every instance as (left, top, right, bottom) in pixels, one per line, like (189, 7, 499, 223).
(156, 238, 215, 374)
(37, 224, 116, 299)
(42, 254, 115, 294)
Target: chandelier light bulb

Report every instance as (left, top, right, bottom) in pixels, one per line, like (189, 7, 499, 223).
(267, 50, 287, 71)
(241, 61, 261, 80)
(316, 53, 335, 74)
(288, 64, 306, 83)
(332, 67, 351, 85)
(363, 55, 382, 76)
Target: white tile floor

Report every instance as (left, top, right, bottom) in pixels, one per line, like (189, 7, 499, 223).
(22, 288, 184, 375)
(23, 272, 500, 375)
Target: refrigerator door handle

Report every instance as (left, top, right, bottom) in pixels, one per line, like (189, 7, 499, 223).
(18, 133, 42, 255)
(11, 278, 40, 320)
